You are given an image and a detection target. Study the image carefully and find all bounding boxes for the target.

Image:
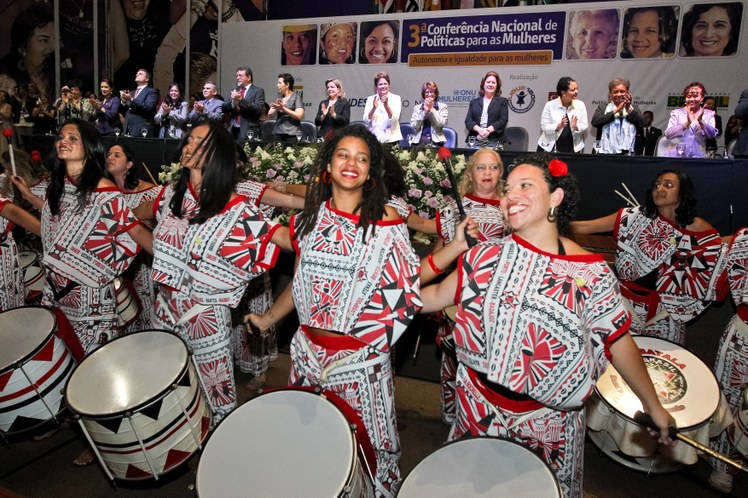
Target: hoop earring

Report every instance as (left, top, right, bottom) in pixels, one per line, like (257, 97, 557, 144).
(365, 177, 376, 191)
(547, 206, 557, 223)
(322, 170, 331, 184)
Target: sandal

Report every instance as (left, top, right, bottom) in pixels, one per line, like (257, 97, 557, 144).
(73, 448, 95, 467)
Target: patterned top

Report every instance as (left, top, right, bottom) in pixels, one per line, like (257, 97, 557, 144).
(236, 179, 274, 220)
(615, 207, 726, 322)
(290, 201, 422, 352)
(121, 181, 161, 210)
(452, 234, 630, 410)
(41, 180, 141, 288)
(726, 228, 748, 308)
(436, 193, 506, 244)
(152, 184, 279, 307)
(386, 196, 412, 220)
(0, 194, 12, 239)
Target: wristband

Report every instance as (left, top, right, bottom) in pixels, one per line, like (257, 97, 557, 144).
(427, 253, 443, 274)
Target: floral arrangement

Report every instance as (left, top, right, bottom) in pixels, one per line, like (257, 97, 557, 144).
(241, 143, 317, 187)
(158, 162, 182, 184)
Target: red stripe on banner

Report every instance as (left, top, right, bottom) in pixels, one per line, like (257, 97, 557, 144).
(0, 349, 68, 403)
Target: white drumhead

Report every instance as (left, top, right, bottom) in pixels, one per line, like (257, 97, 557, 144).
(18, 251, 37, 268)
(0, 307, 56, 370)
(399, 437, 560, 497)
(596, 336, 719, 430)
(197, 389, 354, 497)
(65, 330, 187, 416)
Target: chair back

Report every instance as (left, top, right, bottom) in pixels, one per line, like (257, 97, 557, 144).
(399, 123, 415, 147)
(442, 127, 457, 148)
(261, 120, 275, 141)
(503, 126, 529, 152)
(300, 121, 317, 142)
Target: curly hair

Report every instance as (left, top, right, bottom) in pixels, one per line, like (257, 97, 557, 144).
(169, 120, 237, 224)
(107, 143, 139, 190)
(642, 169, 697, 227)
(295, 124, 389, 241)
(509, 152, 580, 236)
(48, 119, 108, 215)
(458, 148, 504, 198)
(681, 3, 743, 56)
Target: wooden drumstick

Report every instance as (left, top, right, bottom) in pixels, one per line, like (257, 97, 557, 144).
(141, 162, 158, 185)
(634, 411, 748, 472)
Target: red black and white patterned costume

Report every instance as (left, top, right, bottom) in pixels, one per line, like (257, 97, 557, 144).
(289, 201, 421, 497)
(614, 207, 726, 344)
(435, 193, 506, 424)
(0, 194, 25, 311)
(231, 180, 277, 376)
(710, 228, 748, 475)
(385, 195, 412, 220)
(450, 234, 630, 498)
(40, 180, 141, 352)
(151, 184, 279, 421)
(120, 182, 161, 332)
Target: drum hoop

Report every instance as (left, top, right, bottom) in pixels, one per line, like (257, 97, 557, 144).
(402, 435, 562, 497)
(64, 330, 190, 418)
(196, 387, 358, 493)
(0, 305, 57, 375)
(594, 335, 721, 432)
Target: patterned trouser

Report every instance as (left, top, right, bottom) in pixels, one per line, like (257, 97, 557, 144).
(232, 274, 277, 375)
(437, 326, 457, 425)
(623, 294, 686, 345)
(449, 365, 584, 498)
(710, 314, 748, 474)
(289, 329, 400, 498)
(153, 291, 236, 423)
(124, 260, 155, 333)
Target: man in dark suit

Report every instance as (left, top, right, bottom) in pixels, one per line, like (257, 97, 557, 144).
(636, 110, 662, 156)
(222, 66, 266, 143)
(120, 69, 159, 137)
(734, 89, 748, 157)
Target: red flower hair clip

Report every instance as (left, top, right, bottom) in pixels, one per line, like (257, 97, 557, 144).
(548, 159, 568, 178)
(2, 129, 12, 138)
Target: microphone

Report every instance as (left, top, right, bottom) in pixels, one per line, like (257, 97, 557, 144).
(438, 146, 477, 247)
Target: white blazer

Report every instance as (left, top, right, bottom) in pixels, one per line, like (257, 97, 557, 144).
(364, 93, 402, 144)
(537, 98, 588, 153)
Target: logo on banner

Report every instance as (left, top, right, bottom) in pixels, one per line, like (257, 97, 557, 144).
(508, 86, 535, 113)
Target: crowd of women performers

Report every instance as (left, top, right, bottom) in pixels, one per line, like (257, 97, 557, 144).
(0, 119, 746, 496)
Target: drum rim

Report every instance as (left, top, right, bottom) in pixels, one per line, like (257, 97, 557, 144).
(399, 435, 562, 497)
(0, 305, 57, 374)
(593, 335, 721, 432)
(196, 387, 358, 495)
(64, 330, 190, 418)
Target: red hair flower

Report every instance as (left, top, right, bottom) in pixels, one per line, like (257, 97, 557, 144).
(548, 159, 568, 178)
(2, 129, 12, 138)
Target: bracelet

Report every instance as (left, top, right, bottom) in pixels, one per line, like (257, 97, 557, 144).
(427, 253, 443, 274)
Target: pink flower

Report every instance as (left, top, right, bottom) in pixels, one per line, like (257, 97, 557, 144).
(440, 179, 451, 188)
(426, 197, 439, 208)
(408, 188, 422, 199)
(423, 190, 433, 198)
(266, 169, 277, 178)
(422, 177, 433, 186)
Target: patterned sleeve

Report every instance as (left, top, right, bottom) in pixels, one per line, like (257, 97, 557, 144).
(582, 264, 632, 369)
(0, 193, 9, 211)
(727, 227, 748, 307)
(436, 199, 459, 243)
(152, 185, 169, 223)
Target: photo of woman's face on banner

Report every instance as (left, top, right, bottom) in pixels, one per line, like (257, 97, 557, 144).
(680, 2, 743, 57)
(281, 24, 317, 65)
(359, 20, 399, 64)
(621, 6, 679, 58)
(566, 9, 620, 59)
(319, 23, 357, 64)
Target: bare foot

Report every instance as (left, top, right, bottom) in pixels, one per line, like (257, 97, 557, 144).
(73, 448, 94, 467)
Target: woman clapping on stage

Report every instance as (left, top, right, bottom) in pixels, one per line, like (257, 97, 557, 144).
(246, 125, 473, 496)
(571, 169, 725, 345)
(420, 153, 673, 497)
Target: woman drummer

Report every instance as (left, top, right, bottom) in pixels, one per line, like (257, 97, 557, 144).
(144, 121, 279, 422)
(419, 153, 673, 498)
(246, 124, 474, 497)
(571, 169, 725, 345)
(106, 143, 160, 332)
(708, 227, 748, 494)
(0, 193, 40, 310)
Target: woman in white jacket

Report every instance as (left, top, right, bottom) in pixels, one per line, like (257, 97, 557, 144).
(410, 81, 448, 146)
(538, 76, 588, 153)
(364, 71, 402, 144)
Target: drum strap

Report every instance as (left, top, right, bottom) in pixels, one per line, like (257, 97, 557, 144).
(47, 275, 80, 301)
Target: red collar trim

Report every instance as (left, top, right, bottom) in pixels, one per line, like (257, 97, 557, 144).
(221, 195, 247, 214)
(465, 193, 501, 206)
(512, 233, 603, 263)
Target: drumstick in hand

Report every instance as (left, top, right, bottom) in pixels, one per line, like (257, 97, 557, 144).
(437, 146, 477, 247)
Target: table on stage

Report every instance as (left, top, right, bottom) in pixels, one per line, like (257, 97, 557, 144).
(26, 135, 748, 235)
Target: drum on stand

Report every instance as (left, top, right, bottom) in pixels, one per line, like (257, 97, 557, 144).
(728, 388, 748, 458)
(196, 388, 375, 497)
(18, 251, 44, 301)
(586, 336, 730, 473)
(398, 437, 561, 497)
(0, 306, 75, 435)
(64, 330, 212, 481)
(113, 277, 141, 328)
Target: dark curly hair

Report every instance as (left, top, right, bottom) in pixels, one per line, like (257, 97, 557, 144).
(107, 143, 139, 190)
(169, 120, 237, 224)
(295, 124, 389, 241)
(509, 152, 580, 236)
(681, 3, 742, 56)
(642, 169, 697, 227)
(382, 147, 406, 198)
(48, 119, 108, 215)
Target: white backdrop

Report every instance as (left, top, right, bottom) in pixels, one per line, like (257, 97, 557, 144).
(221, 1, 748, 151)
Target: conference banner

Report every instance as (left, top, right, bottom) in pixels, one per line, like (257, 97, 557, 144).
(221, 1, 746, 151)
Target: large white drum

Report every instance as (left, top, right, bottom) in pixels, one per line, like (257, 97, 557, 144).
(587, 336, 731, 472)
(197, 388, 374, 497)
(398, 437, 561, 497)
(0, 306, 75, 434)
(65, 330, 212, 480)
